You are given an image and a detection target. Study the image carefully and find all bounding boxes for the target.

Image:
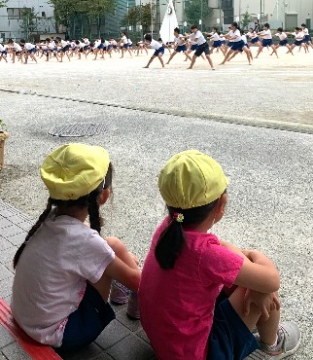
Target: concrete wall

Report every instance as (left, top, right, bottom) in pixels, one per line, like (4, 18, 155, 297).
(0, 0, 55, 41)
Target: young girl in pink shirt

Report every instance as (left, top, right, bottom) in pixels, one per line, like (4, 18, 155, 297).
(138, 150, 300, 360)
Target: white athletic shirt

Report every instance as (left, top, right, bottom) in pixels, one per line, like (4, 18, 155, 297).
(12, 213, 115, 347)
(174, 34, 186, 46)
(94, 39, 101, 48)
(191, 30, 206, 45)
(12, 43, 22, 52)
(259, 29, 272, 39)
(121, 35, 128, 44)
(275, 32, 287, 41)
(229, 29, 241, 42)
(241, 34, 248, 44)
(302, 28, 308, 35)
(211, 33, 221, 42)
(148, 39, 162, 50)
(0, 43, 5, 52)
(104, 40, 110, 47)
(293, 32, 304, 41)
(247, 31, 258, 39)
(24, 43, 35, 50)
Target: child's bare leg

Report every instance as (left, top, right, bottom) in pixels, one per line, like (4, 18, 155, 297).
(228, 287, 280, 345)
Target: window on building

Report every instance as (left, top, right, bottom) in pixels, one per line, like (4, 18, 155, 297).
(7, 8, 31, 19)
(42, 11, 46, 17)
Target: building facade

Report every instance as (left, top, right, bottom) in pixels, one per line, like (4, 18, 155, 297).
(0, 0, 55, 41)
(233, 0, 313, 29)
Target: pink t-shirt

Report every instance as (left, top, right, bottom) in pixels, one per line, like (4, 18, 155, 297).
(138, 218, 243, 360)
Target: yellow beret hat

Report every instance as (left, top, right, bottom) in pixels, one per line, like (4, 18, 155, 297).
(40, 143, 110, 200)
(158, 150, 228, 209)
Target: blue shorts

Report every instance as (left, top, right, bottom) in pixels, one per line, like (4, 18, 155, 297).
(251, 37, 259, 44)
(62, 45, 70, 52)
(304, 35, 310, 43)
(176, 44, 187, 52)
(279, 39, 288, 46)
(1, 51, 7, 55)
(191, 44, 198, 51)
(294, 40, 303, 46)
(262, 39, 273, 47)
(123, 44, 128, 48)
(55, 284, 115, 352)
(213, 40, 222, 48)
(153, 47, 164, 56)
(27, 48, 36, 54)
(207, 292, 258, 360)
(231, 40, 244, 51)
(98, 44, 104, 49)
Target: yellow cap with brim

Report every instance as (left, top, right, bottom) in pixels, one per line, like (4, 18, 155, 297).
(158, 150, 228, 209)
(40, 143, 110, 201)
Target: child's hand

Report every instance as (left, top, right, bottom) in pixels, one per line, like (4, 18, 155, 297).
(128, 252, 139, 266)
(243, 289, 280, 319)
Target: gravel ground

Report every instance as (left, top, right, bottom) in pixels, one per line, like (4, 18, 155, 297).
(0, 47, 312, 359)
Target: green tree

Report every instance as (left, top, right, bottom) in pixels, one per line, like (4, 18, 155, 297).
(20, 7, 39, 40)
(78, 0, 116, 37)
(184, 0, 212, 29)
(121, 3, 152, 34)
(0, 0, 8, 9)
(48, 0, 78, 37)
(240, 10, 252, 30)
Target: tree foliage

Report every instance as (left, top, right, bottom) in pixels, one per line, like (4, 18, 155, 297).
(0, 0, 8, 9)
(240, 10, 252, 30)
(20, 7, 39, 39)
(184, 0, 212, 28)
(121, 4, 152, 33)
(48, 0, 116, 37)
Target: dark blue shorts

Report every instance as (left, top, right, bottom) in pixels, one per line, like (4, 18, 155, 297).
(213, 40, 222, 48)
(294, 40, 303, 46)
(195, 42, 210, 56)
(153, 47, 164, 56)
(279, 39, 288, 46)
(176, 45, 187, 52)
(251, 37, 259, 44)
(262, 39, 273, 47)
(191, 44, 198, 51)
(55, 284, 115, 352)
(207, 292, 258, 360)
(231, 40, 244, 51)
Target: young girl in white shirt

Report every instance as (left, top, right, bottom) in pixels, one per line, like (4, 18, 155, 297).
(256, 23, 278, 58)
(11, 143, 141, 352)
(143, 34, 165, 68)
(271, 27, 294, 55)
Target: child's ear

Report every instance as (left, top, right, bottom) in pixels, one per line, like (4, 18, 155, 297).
(214, 193, 227, 223)
(98, 188, 110, 205)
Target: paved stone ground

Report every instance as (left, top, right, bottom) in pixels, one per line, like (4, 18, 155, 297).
(0, 48, 312, 359)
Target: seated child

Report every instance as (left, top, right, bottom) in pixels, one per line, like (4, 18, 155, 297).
(139, 150, 300, 360)
(11, 143, 141, 352)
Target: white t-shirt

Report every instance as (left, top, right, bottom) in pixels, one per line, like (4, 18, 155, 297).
(260, 29, 272, 39)
(275, 32, 287, 41)
(241, 34, 247, 44)
(0, 43, 5, 52)
(149, 39, 162, 50)
(24, 43, 35, 50)
(211, 33, 221, 42)
(13, 43, 22, 52)
(230, 29, 241, 42)
(12, 213, 115, 347)
(247, 31, 258, 39)
(121, 35, 127, 44)
(302, 28, 308, 35)
(174, 34, 186, 46)
(293, 32, 304, 41)
(191, 30, 206, 45)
